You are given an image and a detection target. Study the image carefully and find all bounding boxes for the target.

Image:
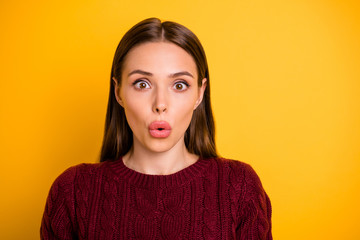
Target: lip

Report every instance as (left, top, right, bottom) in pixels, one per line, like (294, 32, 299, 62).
(149, 121, 171, 138)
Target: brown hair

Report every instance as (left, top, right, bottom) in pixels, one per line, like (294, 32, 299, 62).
(100, 17, 217, 162)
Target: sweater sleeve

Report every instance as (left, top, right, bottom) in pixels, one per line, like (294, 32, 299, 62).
(41, 166, 78, 240)
(236, 164, 272, 240)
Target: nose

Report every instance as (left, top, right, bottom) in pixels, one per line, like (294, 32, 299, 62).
(152, 88, 168, 113)
(155, 103, 167, 113)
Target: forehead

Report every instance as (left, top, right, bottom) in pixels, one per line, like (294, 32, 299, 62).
(122, 42, 198, 77)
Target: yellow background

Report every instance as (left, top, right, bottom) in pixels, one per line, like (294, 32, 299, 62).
(1, 0, 359, 239)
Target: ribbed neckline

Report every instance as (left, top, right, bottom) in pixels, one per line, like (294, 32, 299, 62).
(106, 156, 212, 189)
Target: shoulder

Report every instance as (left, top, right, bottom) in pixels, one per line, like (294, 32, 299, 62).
(210, 157, 259, 178)
(209, 157, 266, 193)
(50, 161, 110, 191)
(211, 160, 273, 237)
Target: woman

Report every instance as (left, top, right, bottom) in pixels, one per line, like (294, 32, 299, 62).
(41, 18, 272, 239)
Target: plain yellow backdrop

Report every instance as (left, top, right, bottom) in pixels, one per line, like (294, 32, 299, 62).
(1, 0, 359, 239)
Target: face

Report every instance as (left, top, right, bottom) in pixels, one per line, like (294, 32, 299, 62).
(114, 42, 206, 154)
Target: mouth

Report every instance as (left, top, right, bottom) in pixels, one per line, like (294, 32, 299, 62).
(149, 121, 171, 138)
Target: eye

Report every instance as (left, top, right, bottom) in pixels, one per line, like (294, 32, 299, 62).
(133, 80, 150, 89)
(173, 81, 189, 91)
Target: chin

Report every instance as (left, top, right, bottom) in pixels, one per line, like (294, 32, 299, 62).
(143, 138, 179, 153)
(145, 144, 174, 153)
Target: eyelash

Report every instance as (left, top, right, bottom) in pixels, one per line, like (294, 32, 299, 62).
(132, 79, 190, 91)
(173, 81, 190, 91)
(132, 79, 150, 89)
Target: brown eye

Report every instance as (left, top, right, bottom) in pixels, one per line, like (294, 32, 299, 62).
(173, 82, 188, 91)
(134, 80, 150, 89)
(175, 83, 183, 90)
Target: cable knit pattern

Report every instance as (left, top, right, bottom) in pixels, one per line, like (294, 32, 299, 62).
(41, 157, 272, 239)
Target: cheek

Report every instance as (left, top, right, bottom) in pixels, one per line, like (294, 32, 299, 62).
(173, 97, 197, 126)
(121, 95, 147, 129)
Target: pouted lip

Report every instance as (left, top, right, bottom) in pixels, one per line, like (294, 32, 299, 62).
(148, 121, 171, 138)
(148, 121, 172, 131)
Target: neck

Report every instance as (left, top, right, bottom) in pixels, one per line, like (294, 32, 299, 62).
(122, 138, 198, 175)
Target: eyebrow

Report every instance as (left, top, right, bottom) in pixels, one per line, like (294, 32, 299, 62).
(127, 69, 194, 79)
(168, 71, 194, 79)
(128, 69, 153, 77)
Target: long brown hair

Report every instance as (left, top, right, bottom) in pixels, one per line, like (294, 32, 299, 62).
(100, 18, 217, 162)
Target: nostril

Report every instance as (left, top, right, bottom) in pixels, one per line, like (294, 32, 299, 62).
(154, 103, 167, 113)
(155, 107, 167, 113)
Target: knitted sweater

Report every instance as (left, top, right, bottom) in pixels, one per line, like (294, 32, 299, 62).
(41, 157, 272, 239)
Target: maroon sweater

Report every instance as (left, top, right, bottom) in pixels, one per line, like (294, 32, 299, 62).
(41, 157, 272, 239)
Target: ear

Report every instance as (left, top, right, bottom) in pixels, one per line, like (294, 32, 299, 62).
(194, 78, 207, 110)
(112, 77, 124, 106)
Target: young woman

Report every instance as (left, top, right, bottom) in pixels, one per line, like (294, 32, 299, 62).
(41, 18, 272, 239)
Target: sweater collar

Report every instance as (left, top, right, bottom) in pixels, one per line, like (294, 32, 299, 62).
(107, 156, 211, 189)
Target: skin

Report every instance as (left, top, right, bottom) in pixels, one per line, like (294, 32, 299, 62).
(113, 42, 207, 175)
